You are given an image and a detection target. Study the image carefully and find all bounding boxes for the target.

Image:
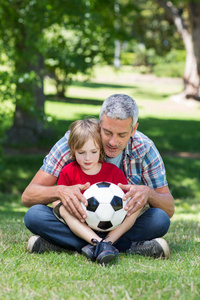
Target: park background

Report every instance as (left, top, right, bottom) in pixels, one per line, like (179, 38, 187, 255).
(0, 1, 200, 299)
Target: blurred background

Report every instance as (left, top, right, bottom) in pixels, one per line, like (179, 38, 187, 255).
(0, 0, 200, 220)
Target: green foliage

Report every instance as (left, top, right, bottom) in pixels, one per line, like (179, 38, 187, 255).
(44, 23, 111, 96)
(153, 61, 185, 77)
(121, 46, 186, 77)
(152, 50, 186, 77)
(0, 0, 116, 143)
(125, 0, 184, 56)
(164, 49, 186, 63)
(121, 52, 135, 65)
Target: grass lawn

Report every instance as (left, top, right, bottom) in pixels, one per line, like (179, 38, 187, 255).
(0, 66, 200, 299)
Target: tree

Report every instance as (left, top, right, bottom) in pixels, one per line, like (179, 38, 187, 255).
(0, 0, 98, 144)
(0, 0, 118, 144)
(154, 0, 200, 101)
(45, 21, 112, 97)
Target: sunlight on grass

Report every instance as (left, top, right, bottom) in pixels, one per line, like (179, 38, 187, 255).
(45, 101, 101, 120)
(44, 65, 200, 122)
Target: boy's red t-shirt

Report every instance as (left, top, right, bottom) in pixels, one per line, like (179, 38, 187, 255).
(57, 161, 128, 189)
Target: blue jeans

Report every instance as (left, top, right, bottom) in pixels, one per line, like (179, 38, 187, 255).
(24, 204, 170, 252)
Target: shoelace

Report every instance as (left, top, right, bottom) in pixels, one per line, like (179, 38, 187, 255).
(91, 238, 112, 258)
(135, 241, 146, 246)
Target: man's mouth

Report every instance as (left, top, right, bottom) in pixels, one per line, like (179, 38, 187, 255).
(107, 144, 118, 151)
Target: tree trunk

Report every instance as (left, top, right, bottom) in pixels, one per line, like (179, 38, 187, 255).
(171, 19, 199, 102)
(113, 0, 121, 69)
(186, 2, 200, 99)
(6, 54, 46, 145)
(155, 0, 200, 101)
(114, 39, 121, 69)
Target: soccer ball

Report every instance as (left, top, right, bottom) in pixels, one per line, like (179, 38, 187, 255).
(82, 181, 127, 232)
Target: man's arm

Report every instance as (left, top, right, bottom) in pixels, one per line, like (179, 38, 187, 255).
(22, 169, 89, 222)
(118, 184, 174, 218)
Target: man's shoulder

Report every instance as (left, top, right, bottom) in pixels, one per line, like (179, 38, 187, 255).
(56, 130, 70, 147)
(127, 131, 156, 158)
(51, 130, 71, 156)
(134, 130, 154, 145)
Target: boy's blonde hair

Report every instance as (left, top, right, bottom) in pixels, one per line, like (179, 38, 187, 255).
(68, 118, 104, 161)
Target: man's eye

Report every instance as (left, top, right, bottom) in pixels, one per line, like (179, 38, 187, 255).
(104, 131, 111, 136)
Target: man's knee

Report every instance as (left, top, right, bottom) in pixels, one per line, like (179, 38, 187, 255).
(150, 208, 171, 237)
(24, 204, 47, 230)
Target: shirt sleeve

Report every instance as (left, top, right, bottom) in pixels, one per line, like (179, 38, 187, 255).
(40, 132, 71, 177)
(142, 144, 167, 189)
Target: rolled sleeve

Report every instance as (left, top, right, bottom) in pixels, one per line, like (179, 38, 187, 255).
(40, 132, 71, 178)
(142, 145, 167, 189)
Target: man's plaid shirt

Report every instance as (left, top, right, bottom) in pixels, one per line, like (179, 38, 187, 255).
(41, 130, 168, 189)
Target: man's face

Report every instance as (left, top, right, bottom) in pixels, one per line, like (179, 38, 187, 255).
(100, 114, 138, 158)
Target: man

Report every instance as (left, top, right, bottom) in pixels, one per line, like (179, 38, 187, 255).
(22, 94, 174, 258)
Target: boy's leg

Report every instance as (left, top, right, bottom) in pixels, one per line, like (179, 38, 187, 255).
(58, 204, 102, 244)
(24, 204, 87, 252)
(114, 208, 170, 252)
(103, 208, 142, 245)
(57, 204, 119, 263)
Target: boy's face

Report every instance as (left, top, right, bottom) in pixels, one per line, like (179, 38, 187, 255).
(100, 114, 138, 158)
(75, 138, 101, 174)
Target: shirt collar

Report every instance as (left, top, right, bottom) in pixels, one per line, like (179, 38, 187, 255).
(124, 131, 143, 159)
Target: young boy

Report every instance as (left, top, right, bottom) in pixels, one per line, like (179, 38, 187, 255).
(53, 118, 142, 264)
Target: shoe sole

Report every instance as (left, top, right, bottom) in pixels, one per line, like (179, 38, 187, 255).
(155, 238, 170, 259)
(82, 248, 95, 262)
(26, 235, 40, 253)
(97, 252, 116, 265)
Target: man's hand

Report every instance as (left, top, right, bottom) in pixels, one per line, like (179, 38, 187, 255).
(118, 183, 150, 216)
(57, 182, 90, 222)
(118, 183, 175, 218)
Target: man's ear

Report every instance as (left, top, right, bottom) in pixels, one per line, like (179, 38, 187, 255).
(131, 123, 139, 137)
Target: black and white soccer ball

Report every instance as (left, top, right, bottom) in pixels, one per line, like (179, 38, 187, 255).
(82, 181, 128, 232)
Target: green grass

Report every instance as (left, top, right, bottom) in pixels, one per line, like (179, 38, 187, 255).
(0, 215, 200, 299)
(1, 65, 200, 299)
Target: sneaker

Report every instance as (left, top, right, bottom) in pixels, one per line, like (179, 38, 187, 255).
(93, 239, 119, 265)
(81, 244, 96, 262)
(127, 238, 170, 259)
(26, 235, 63, 254)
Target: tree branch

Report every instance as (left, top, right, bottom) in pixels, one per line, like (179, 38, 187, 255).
(154, 0, 188, 36)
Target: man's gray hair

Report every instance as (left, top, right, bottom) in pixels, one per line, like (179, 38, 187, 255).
(99, 94, 139, 128)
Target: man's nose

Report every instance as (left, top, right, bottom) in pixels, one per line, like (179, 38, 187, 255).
(109, 135, 118, 146)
